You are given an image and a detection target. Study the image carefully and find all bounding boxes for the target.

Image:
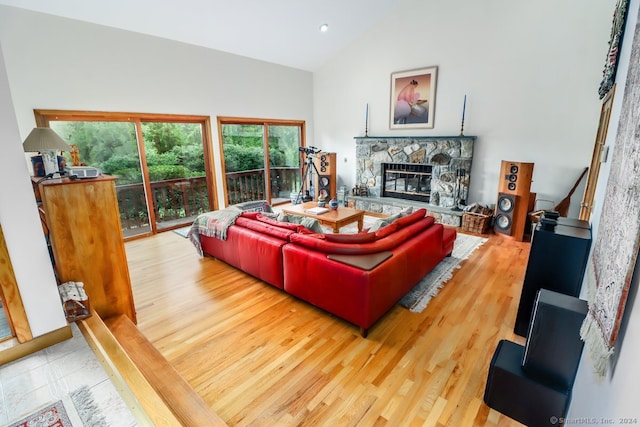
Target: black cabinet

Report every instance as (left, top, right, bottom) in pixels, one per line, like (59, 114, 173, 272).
(514, 218, 591, 336)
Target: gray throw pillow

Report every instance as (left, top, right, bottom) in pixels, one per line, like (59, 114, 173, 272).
(281, 213, 324, 233)
(368, 213, 402, 232)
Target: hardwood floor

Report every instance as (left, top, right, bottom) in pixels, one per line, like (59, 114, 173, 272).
(125, 230, 530, 426)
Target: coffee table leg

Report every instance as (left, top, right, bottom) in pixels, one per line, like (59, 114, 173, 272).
(333, 224, 340, 233)
(358, 216, 363, 232)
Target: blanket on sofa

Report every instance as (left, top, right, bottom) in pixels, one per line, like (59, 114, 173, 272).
(188, 208, 242, 256)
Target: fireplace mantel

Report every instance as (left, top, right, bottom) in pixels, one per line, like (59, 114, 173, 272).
(352, 135, 476, 226)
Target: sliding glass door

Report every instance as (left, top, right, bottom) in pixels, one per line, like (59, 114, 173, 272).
(141, 122, 209, 231)
(219, 118, 305, 206)
(37, 111, 215, 238)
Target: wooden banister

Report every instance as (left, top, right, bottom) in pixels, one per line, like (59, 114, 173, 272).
(79, 312, 227, 426)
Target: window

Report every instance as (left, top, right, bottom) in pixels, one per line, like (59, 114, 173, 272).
(217, 117, 305, 206)
(35, 110, 217, 238)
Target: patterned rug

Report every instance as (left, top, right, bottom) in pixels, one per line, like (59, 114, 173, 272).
(6, 386, 107, 427)
(399, 233, 488, 313)
(7, 401, 72, 427)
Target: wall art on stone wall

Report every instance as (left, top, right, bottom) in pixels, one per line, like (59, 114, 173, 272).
(390, 66, 437, 129)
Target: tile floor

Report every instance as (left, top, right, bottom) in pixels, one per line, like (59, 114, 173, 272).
(0, 322, 138, 426)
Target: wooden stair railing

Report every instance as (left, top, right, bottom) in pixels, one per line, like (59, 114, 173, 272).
(78, 312, 227, 426)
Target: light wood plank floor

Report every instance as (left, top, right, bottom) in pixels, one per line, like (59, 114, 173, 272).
(125, 230, 529, 426)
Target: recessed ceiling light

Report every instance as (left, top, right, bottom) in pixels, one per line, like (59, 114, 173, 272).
(319, 24, 329, 32)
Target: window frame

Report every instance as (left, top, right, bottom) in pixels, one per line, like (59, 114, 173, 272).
(34, 109, 218, 237)
(216, 116, 306, 207)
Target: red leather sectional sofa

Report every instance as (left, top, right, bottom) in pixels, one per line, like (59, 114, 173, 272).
(198, 207, 456, 337)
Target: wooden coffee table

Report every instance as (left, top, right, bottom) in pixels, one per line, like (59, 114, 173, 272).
(282, 201, 365, 233)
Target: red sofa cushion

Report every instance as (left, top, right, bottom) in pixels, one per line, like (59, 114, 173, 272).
(234, 216, 296, 240)
(288, 217, 436, 254)
(374, 222, 399, 240)
(323, 231, 377, 244)
(255, 213, 304, 232)
(394, 208, 427, 228)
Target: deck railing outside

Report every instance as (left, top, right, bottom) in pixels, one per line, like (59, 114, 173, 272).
(115, 167, 300, 232)
(225, 167, 300, 205)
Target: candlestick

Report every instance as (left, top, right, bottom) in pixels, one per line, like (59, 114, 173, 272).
(460, 95, 466, 136)
(365, 103, 369, 137)
(462, 95, 466, 121)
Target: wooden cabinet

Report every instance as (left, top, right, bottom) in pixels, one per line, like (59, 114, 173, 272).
(36, 176, 136, 323)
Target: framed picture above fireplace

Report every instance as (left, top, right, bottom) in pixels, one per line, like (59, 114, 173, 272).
(390, 66, 438, 129)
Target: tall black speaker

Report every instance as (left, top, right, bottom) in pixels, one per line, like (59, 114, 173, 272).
(522, 289, 588, 389)
(514, 220, 592, 336)
(494, 193, 517, 235)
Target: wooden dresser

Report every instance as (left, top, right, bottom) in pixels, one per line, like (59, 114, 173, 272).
(34, 175, 136, 323)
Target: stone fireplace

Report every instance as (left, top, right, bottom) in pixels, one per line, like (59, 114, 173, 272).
(351, 135, 476, 225)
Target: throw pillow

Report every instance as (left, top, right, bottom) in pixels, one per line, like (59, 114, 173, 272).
(300, 217, 324, 233)
(374, 222, 399, 240)
(283, 213, 324, 233)
(240, 211, 260, 220)
(256, 214, 303, 231)
(233, 200, 273, 213)
(324, 231, 377, 244)
(399, 206, 414, 216)
(368, 213, 402, 232)
(394, 208, 427, 228)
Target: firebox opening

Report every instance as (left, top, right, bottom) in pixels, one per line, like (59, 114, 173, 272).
(382, 163, 432, 203)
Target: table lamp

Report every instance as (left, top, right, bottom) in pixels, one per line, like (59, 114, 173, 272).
(22, 127, 71, 176)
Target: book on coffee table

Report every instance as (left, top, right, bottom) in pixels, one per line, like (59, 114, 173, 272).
(305, 206, 329, 215)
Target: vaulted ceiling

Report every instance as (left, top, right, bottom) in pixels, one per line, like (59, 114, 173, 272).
(0, 0, 400, 71)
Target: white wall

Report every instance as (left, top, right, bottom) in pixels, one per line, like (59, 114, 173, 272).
(568, 0, 640, 423)
(0, 42, 67, 337)
(0, 5, 314, 206)
(314, 0, 615, 216)
(0, 5, 313, 335)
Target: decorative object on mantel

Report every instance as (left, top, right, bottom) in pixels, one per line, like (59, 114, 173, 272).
(598, 0, 629, 99)
(365, 103, 369, 137)
(390, 66, 438, 129)
(581, 12, 640, 378)
(460, 94, 467, 136)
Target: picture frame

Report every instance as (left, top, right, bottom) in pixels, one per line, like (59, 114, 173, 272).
(390, 66, 438, 129)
